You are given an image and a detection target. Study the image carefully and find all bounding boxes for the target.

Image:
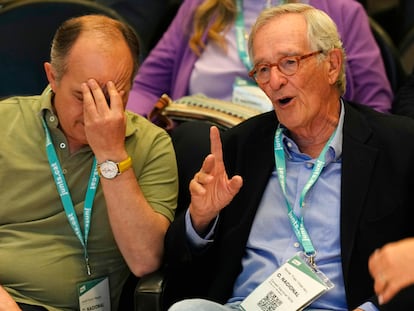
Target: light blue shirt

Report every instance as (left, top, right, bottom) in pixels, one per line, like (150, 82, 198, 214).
(185, 102, 377, 311)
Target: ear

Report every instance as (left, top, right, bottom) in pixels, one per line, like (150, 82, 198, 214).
(44, 62, 57, 91)
(326, 48, 342, 85)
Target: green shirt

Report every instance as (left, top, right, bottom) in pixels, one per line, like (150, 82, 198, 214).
(0, 86, 178, 310)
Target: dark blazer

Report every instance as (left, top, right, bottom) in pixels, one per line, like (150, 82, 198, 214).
(393, 70, 414, 119)
(164, 101, 414, 310)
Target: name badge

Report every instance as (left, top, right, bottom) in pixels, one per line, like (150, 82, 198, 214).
(232, 77, 273, 113)
(78, 277, 111, 311)
(240, 254, 333, 311)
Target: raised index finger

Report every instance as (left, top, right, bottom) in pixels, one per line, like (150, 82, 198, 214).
(210, 126, 223, 162)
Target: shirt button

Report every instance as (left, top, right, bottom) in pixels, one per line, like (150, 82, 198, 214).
(59, 142, 66, 149)
(294, 242, 300, 248)
(49, 116, 55, 122)
(306, 162, 313, 169)
(287, 142, 292, 149)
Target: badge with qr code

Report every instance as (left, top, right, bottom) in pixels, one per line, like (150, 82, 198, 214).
(78, 276, 111, 311)
(239, 254, 333, 311)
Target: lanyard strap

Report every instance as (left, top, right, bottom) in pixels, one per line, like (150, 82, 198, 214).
(41, 116, 99, 275)
(235, 0, 287, 71)
(274, 125, 337, 261)
(235, 0, 252, 71)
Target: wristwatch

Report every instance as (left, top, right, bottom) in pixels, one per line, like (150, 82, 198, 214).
(97, 156, 132, 179)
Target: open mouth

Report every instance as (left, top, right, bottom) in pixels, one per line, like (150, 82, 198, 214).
(278, 97, 293, 105)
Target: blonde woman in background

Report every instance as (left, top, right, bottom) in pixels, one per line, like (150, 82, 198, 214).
(127, 0, 393, 116)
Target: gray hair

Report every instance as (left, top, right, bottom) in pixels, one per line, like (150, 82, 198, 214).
(248, 3, 346, 95)
(50, 14, 140, 84)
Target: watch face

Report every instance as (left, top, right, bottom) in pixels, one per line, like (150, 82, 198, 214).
(99, 161, 118, 179)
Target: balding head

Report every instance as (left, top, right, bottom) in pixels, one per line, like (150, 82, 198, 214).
(49, 14, 140, 84)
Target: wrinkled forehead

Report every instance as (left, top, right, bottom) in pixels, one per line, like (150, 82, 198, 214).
(252, 13, 310, 60)
(65, 33, 134, 88)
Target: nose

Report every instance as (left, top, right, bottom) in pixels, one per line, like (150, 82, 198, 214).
(267, 66, 287, 90)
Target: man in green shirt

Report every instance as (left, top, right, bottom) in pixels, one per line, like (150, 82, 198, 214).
(0, 14, 177, 310)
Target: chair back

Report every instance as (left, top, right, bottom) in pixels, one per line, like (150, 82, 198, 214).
(369, 17, 408, 93)
(399, 25, 414, 75)
(0, 0, 127, 98)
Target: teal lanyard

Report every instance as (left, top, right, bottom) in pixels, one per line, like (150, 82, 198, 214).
(235, 0, 252, 71)
(235, 0, 287, 71)
(273, 125, 337, 265)
(41, 116, 100, 275)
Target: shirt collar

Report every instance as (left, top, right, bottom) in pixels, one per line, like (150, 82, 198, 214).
(281, 100, 344, 163)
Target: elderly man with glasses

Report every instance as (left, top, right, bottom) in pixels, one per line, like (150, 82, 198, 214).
(162, 3, 414, 311)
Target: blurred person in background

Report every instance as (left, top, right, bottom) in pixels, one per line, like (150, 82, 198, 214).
(127, 0, 393, 117)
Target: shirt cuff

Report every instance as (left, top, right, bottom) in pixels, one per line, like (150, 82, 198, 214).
(358, 301, 379, 311)
(185, 209, 218, 249)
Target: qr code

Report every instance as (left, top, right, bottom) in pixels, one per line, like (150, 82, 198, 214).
(257, 291, 283, 311)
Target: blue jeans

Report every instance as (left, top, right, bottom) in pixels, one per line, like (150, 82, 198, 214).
(168, 299, 338, 311)
(168, 299, 241, 311)
(17, 303, 47, 311)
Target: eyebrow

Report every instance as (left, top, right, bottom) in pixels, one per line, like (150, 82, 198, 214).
(254, 50, 301, 63)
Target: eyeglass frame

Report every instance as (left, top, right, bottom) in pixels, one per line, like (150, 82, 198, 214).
(248, 50, 324, 83)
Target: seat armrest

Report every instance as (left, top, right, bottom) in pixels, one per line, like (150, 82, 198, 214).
(134, 269, 165, 311)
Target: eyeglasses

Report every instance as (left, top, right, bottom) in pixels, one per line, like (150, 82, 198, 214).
(249, 50, 323, 84)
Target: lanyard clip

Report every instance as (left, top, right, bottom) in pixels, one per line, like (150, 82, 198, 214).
(85, 256, 92, 276)
(309, 255, 315, 267)
(304, 251, 317, 269)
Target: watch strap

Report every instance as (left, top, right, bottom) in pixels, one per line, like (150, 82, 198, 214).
(97, 156, 132, 179)
(117, 156, 132, 174)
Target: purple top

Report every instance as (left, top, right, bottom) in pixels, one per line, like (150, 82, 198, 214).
(127, 0, 393, 116)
